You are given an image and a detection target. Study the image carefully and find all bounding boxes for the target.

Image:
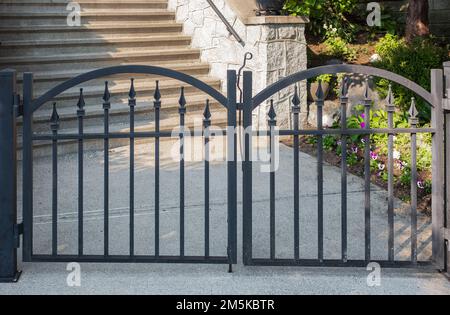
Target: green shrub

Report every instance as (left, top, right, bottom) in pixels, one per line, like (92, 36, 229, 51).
(324, 36, 357, 62)
(373, 34, 447, 121)
(310, 74, 333, 84)
(283, 0, 358, 42)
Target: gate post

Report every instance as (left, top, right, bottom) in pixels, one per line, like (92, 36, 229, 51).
(242, 71, 253, 265)
(443, 62, 450, 275)
(431, 68, 445, 271)
(0, 69, 20, 282)
(22, 73, 34, 262)
(227, 70, 238, 266)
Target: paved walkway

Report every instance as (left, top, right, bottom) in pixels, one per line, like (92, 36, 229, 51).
(2, 139, 449, 294)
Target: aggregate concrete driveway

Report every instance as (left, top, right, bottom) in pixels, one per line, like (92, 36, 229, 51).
(2, 138, 449, 295)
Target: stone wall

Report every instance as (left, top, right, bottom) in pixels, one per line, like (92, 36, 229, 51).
(168, 0, 309, 129)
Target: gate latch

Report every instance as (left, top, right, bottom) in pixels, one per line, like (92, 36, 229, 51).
(14, 223, 24, 249)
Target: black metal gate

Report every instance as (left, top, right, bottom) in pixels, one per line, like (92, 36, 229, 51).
(0, 64, 448, 282)
(241, 64, 448, 270)
(0, 66, 238, 282)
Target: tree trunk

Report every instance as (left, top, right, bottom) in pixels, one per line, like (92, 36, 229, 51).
(405, 0, 430, 42)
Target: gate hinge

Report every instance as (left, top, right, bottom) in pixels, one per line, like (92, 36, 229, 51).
(14, 93, 23, 117)
(443, 98, 450, 111)
(14, 223, 24, 249)
(444, 227, 450, 241)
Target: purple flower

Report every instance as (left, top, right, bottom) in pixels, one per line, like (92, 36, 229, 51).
(417, 181, 425, 189)
(360, 113, 365, 119)
(360, 122, 366, 129)
(337, 140, 342, 146)
(351, 146, 358, 154)
(370, 151, 378, 160)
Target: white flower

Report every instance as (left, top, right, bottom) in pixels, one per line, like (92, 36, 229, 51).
(393, 150, 401, 160)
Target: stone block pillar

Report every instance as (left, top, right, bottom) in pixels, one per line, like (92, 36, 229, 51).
(169, 0, 308, 129)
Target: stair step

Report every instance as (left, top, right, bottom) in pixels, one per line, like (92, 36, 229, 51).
(0, 48, 199, 64)
(0, 23, 183, 40)
(0, 0, 168, 10)
(0, 10, 176, 26)
(33, 76, 222, 110)
(32, 94, 224, 126)
(17, 62, 211, 83)
(0, 49, 202, 72)
(2, 35, 191, 48)
(0, 35, 192, 57)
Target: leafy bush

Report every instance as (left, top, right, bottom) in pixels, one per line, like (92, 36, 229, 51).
(373, 34, 447, 121)
(310, 74, 333, 84)
(283, 0, 358, 41)
(324, 35, 357, 62)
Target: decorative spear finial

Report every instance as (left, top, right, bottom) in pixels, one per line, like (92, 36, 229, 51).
(128, 78, 136, 107)
(179, 87, 186, 114)
(50, 102, 60, 131)
(268, 100, 277, 126)
(77, 88, 85, 117)
(103, 81, 111, 110)
(315, 80, 324, 102)
(408, 97, 419, 126)
(154, 80, 161, 101)
(340, 76, 349, 99)
(292, 85, 300, 114)
(203, 99, 211, 128)
(386, 84, 395, 112)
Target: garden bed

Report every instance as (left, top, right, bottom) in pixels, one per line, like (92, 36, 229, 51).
(281, 131, 432, 216)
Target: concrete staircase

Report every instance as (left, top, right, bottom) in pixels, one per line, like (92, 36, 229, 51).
(0, 0, 227, 156)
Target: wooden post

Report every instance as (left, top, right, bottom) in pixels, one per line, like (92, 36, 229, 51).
(431, 68, 445, 270)
(443, 62, 450, 275)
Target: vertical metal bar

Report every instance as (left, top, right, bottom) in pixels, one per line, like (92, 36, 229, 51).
(51, 104, 59, 257)
(386, 86, 395, 262)
(363, 80, 371, 263)
(77, 89, 85, 257)
(431, 69, 445, 270)
(103, 82, 110, 257)
(340, 79, 348, 263)
(227, 70, 238, 266)
(203, 100, 211, 258)
(129, 79, 136, 257)
(292, 85, 301, 261)
(316, 82, 324, 262)
(0, 69, 19, 282)
(179, 87, 186, 258)
(22, 72, 34, 262)
(242, 71, 253, 265)
(268, 101, 277, 260)
(409, 98, 419, 264)
(153, 81, 161, 257)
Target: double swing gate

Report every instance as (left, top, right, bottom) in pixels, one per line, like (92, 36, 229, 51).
(0, 63, 449, 282)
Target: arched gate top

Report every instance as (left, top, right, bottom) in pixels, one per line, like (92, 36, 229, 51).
(252, 64, 434, 110)
(31, 65, 228, 113)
